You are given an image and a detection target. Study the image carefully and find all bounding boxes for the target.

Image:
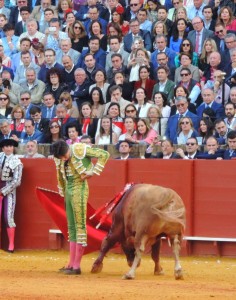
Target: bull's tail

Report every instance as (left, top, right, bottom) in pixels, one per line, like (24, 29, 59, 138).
(150, 188, 186, 229)
(151, 206, 186, 229)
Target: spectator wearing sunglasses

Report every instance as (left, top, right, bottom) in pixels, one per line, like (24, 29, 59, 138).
(165, 96, 199, 142)
(124, 0, 143, 22)
(176, 137, 202, 158)
(213, 22, 227, 55)
(173, 116, 199, 145)
(167, 0, 184, 22)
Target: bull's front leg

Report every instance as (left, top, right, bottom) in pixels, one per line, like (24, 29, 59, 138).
(171, 234, 184, 280)
(122, 248, 141, 280)
(91, 227, 123, 273)
(122, 234, 148, 280)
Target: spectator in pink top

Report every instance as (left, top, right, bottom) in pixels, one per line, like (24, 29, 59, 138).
(132, 118, 158, 145)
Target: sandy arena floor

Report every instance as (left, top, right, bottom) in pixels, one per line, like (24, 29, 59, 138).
(0, 250, 236, 300)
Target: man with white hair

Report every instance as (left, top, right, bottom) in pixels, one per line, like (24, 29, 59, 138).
(17, 18, 45, 49)
(71, 68, 91, 108)
(56, 38, 80, 65)
(23, 140, 45, 158)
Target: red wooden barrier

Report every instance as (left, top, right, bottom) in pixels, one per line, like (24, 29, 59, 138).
(1, 159, 236, 256)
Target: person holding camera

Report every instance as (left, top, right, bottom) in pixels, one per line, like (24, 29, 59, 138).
(0, 70, 21, 106)
(45, 18, 68, 51)
(128, 48, 153, 83)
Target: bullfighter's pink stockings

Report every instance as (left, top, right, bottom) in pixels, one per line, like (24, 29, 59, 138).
(7, 227, 15, 251)
(68, 242, 76, 267)
(73, 243, 84, 270)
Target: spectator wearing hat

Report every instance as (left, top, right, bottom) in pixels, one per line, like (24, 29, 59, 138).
(0, 138, 23, 253)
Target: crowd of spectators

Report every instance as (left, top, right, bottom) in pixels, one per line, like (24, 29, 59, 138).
(0, 0, 236, 159)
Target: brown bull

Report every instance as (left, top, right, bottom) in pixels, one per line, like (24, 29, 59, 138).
(91, 184, 186, 280)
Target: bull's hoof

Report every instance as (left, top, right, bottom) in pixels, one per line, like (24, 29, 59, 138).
(91, 262, 103, 274)
(154, 269, 164, 276)
(174, 269, 184, 280)
(122, 273, 135, 280)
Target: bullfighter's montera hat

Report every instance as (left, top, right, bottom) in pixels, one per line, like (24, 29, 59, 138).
(0, 138, 18, 148)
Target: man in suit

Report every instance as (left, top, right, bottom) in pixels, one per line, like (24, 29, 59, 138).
(221, 130, 236, 159)
(196, 136, 225, 159)
(152, 66, 175, 103)
(41, 92, 57, 120)
(224, 102, 236, 130)
(146, 139, 180, 159)
(116, 140, 134, 160)
(197, 88, 224, 119)
(71, 68, 91, 109)
(56, 38, 80, 66)
(20, 68, 45, 106)
(106, 36, 129, 71)
(213, 22, 227, 55)
(202, 5, 216, 31)
(0, 119, 21, 143)
(176, 137, 202, 159)
(165, 96, 200, 142)
(176, 67, 201, 106)
(20, 118, 44, 144)
(29, 106, 49, 134)
(19, 90, 35, 119)
(151, 34, 176, 70)
(76, 36, 106, 69)
(9, 0, 29, 27)
(123, 18, 152, 53)
(76, 0, 105, 21)
(124, 0, 143, 22)
(14, 6, 31, 36)
(214, 119, 230, 145)
(223, 35, 236, 82)
(187, 16, 214, 55)
(154, 52, 176, 81)
(83, 5, 107, 36)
